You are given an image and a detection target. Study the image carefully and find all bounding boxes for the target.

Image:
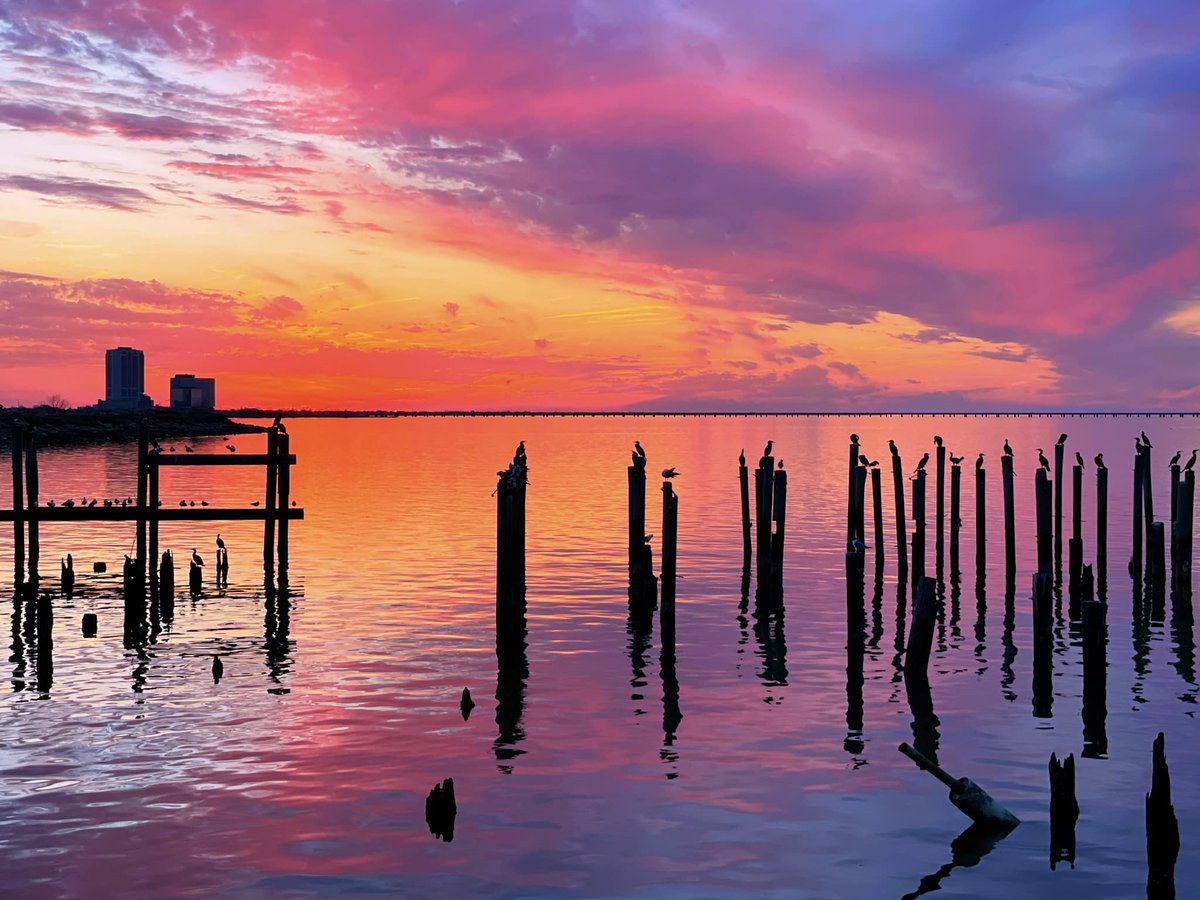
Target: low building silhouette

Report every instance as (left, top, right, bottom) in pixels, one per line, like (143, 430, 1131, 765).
(170, 374, 216, 410)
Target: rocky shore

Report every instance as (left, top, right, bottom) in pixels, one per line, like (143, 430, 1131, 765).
(0, 408, 265, 449)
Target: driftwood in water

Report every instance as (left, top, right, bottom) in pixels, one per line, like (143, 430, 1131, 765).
(1048, 752, 1079, 870)
(425, 778, 457, 842)
(898, 741, 1020, 828)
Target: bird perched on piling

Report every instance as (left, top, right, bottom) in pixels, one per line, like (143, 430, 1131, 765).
(1038, 449, 1051, 472)
(1185, 450, 1199, 472)
(179, 500, 187, 507)
(184, 445, 194, 453)
(216, 534, 225, 550)
(1076, 452, 1085, 468)
(460, 687, 474, 720)
(1004, 439, 1013, 457)
(191, 549, 204, 567)
(859, 454, 871, 467)
(514, 440, 526, 463)
(88, 498, 97, 507)
(1094, 453, 1106, 470)
(1057, 434, 1068, 445)
(913, 452, 929, 476)
(889, 439, 899, 458)
(272, 414, 286, 434)
(661, 467, 679, 479)
(934, 435, 943, 447)
(738, 448, 745, 467)
(634, 441, 645, 459)
(949, 454, 964, 466)
(47, 500, 55, 508)
(1169, 450, 1182, 467)
(643, 534, 653, 543)
(848, 538, 867, 554)
(763, 439, 773, 457)
(778, 459, 784, 469)
(225, 444, 237, 453)
(62, 498, 74, 508)
(1141, 431, 1152, 448)
(212, 655, 223, 683)
(850, 434, 860, 444)
(251, 500, 261, 507)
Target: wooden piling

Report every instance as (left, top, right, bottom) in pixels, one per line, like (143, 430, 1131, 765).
(1068, 538, 1083, 611)
(1134, 447, 1145, 573)
(1033, 571, 1054, 646)
(60, 555, 74, 597)
(189, 560, 202, 595)
(871, 466, 884, 558)
(771, 469, 787, 597)
(905, 576, 937, 677)
(1032, 572, 1054, 719)
(1080, 565, 1107, 758)
(1035, 468, 1053, 575)
(263, 428, 278, 574)
(975, 464, 986, 574)
(936, 443, 946, 562)
(892, 450, 909, 573)
(1054, 442, 1064, 560)
(738, 458, 751, 572)
(629, 460, 656, 604)
(35, 586, 52, 692)
(148, 454, 159, 596)
(1001, 455, 1016, 582)
(1048, 752, 1079, 870)
(1097, 464, 1108, 592)
(496, 461, 528, 614)
(950, 463, 961, 571)
(24, 428, 39, 580)
(159, 550, 174, 620)
(10, 422, 24, 585)
(1148, 521, 1166, 594)
(1143, 443, 1155, 540)
(756, 456, 774, 588)
(1072, 464, 1082, 542)
(135, 424, 147, 580)
(911, 470, 927, 593)
(855, 465, 867, 556)
(1146, 732, 1179, 898)
(1170, 463, 1180, 571)
(661, 480, 678, 609)
(277, 430, 290, 575)
(847, 439, 859, 548)
(1177, 471, 1194, 597)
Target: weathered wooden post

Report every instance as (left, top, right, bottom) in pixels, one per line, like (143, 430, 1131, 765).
(871, 466, 884, 559)
(1002, 454, 1016, 583)
(756, 454, 774, 588)
(1068, 463, 1083, 608)
(1148, 521, 1166, 600)
(216, 548, 229, 586)
(629, 455, 656, 605)
(1035, 468, 1052, 575)
(189, 559, 202, 595)
(1134, 446, 1145, 574)
(1178, 470, 1195, 597)
(855, 464, 867, 557)
(897, 741, 1020, 828)
(905, 576, 937, 678)
(1146, 732, 1179, 898)
(1170, 462, 1180, 572)
(1081, 565, 1107, 758)
(936, 441, 946, 564)
(847, 438, 859, 548)
(263, 427, 278, 574)
(24, 427, 39, 581)
(1143, 442, 1155, 542)
(1054, 441, 1065, 563)
(10, 422, 24, 585)
(771, 467, 787, 601)
(277, 430, 291, 575)
(738, 453, 751, 573)
(135, 424, 147, 583)
(148, 451, 159, 597)
(661, 480, 678, 610)
(912, 470, 926, 593)
(159, 550, 174, 621)
(975, 461, 986, 575)
(60, 554, 74, 597)
(1097, 462, 1109, 594)
(1048, 752, 1079, 870)
(892, 447, 909, 573)
(950, 462, 961, 574)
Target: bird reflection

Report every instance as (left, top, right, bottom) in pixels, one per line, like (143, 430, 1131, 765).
(495, 608, 528, 771)
(902, 820, 1017, 899)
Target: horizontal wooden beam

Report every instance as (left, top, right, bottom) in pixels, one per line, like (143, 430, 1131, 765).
(0, 507, 303, 522)
(150, 453, 296, 466)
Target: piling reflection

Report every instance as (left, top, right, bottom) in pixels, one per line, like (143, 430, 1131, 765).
(845, 553, 865, 757)
(263, 577, 293, 692)
(495, 607, 528, 771)
(1081, 597, 1109, 758)
(1169, 584, 1195, 689)
(10, 592, 24, 692)
(659, 607, 681, 775)
(1000, 584, 1017, 703)
(905, 672, 940, 765)
(902, 820, 1016, 899)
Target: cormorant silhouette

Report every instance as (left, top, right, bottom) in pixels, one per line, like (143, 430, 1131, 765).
(739, 448, 745, 467)
(763, 439, 773, 457)
(1057, 433, 1068, 445)
(913, 453, 929, 475)
(888, 439, 899, 458)
(1169, 450, 1181, 467)
(1186, 450, 1199, 472)
(216, 534, 225, 550)
(1037, 449, 1050, 472)
(976, 453, 985, 472)
(1075, 452, 1085, 468)
(1141, 431, 1152, 448)
(192, 549, 204, 567)
(1094, 453, 1106, 469)
(1003, 439, 1013, 457)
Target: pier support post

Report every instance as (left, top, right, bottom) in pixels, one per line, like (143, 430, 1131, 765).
(892, 449, 908, 574)
(263, 428, 278, 575)
(912, 470, 926, 594)
(24, 428, 39, 581)
(1097, 464, 1108, 594)
(11, 422, 24, 586)
(871, 466, 884, 560)
(661, 480, 678, 610)
(1035, 469, 1052, 575)
(1002, 455, 1016, 585)
(277, 430, 290, 579)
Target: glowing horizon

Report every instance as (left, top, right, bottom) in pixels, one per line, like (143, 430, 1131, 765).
(1, 1, 1198, 410)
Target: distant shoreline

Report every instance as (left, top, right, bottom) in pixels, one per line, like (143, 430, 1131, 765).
(0, 408, 265, 449)
(220, 409, 1200, 418)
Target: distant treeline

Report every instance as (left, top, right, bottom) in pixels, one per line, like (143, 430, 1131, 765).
(0, 407, 263, 449)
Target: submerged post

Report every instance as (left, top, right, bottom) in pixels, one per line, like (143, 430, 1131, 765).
(897, 741, 1020, 827)
(905, 576, 937, 678)
(1146, 732, 1179, 898)
(1048, 752, 1079, 870)
(892, 446, 908, 573)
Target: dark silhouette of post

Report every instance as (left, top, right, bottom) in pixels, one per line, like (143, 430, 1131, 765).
(1097, 463, 1108, 595)
(1048, 752, 1079, 870)
(1068, 463, 1083, 608)
(10, 422, 24, 585)
(855, 465, 867, 557)
(1143, 443, 1155, 544)
(496, 456, 527, 615)
(629, 456, 655, 605)
(1081, 566, 1107, 758)
(912, 470, 926, 593)
(277, 430, 291, 576)
(847, 438, 859, 548)
(1035, 469, 1052, 575)
(905, 576, 937, 678)
(1002, 454, 1016, 584)
(60, 554, 74, 597)
(1146, 733, 1179, 899)
(936, 442, 946, 564)
(24, 428, 39, 581)
(1170, 462, 1180, 573)
(975, 462, 986, 576)
(1177, 470, 1195, 598)
(892, 447, 908, 573)
(756, 454, 774, 588)
(263, 428, 278, 574)
(135, 424, 147, 582)
(739, 456, 751, 573)
(772, 468, 787, 600)
(871, 466, 884, 559)
(1148, 521, 1166, 601)
(148, 452, 159, 597)
(1134, 446, 1145, 574)
(950, 463, 961, 574)
(159, 550, 175, 621)
(1054, 442, 1064, 563)
(1032, 571, 1053, 718)
(661, 480, 678, 609)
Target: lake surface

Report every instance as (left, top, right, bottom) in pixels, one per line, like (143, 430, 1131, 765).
(2, 415, 1198, 898)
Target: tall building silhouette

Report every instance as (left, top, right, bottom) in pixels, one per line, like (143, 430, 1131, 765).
(103, 347, 151, 409)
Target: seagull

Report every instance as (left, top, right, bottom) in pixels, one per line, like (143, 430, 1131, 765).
(1094, 453, 1106, 470)
(850, 433, 860, 443)
(169, 446, 176, 453)
(216, 534, 225, 550)
(859, 454, 871, 467)
(778, 459, 784, 469)
(179, 500, 187, 507)
(189, 501, 196, 507)
(1169, 450, 1182, 467)
(1057, 433, 1068, 445)
(212, 655, 223, 684)
(739, 448, 745, 467)
(934, 435, 943, 447)
(251, 500, 261, 507)
(103, 499, 112, 507)
(184, 445, 194, 453)
(661, 467, 679, 479)
(848, 538, 867, 554)
(47, 500, 55, 508)
(225, 444, 236, 453)
(191, 549, 204, 567)
(1038, 448, 1050, 472)
(763, 439, 773, 457)
(643, 534, 654, 543)
(1141, 431, 1152, 448)
(634, 441, 646, 459)
(63, 499, 75, 508)
(913, 452, 929, 476)
(1076, 451, 1085, 468)
(200, 500, 208, 507)
(1003, 439, 1013, 457)
(949, 454, 964, 466)
(1186, 450, 1199, 472)
(888, 439, 899, 458)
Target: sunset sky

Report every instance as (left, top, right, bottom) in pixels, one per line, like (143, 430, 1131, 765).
(1, 1, 1198, 410)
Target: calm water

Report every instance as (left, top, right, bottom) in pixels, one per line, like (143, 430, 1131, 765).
(2, 416, 1198, 898)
